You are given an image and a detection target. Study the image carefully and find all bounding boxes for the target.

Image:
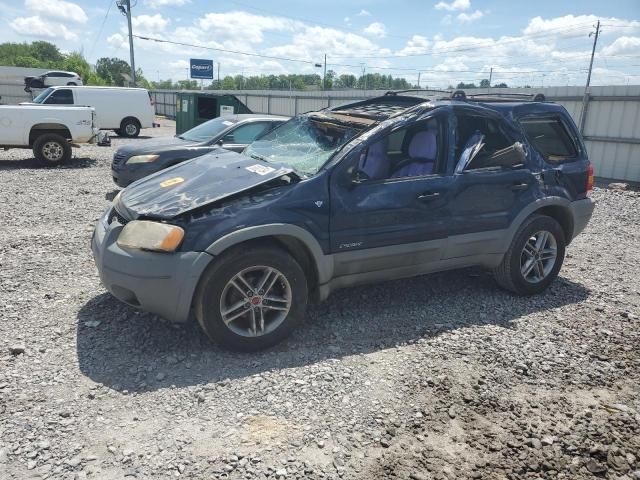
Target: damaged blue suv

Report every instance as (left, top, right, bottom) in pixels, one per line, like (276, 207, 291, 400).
(92, 90, 595, 351)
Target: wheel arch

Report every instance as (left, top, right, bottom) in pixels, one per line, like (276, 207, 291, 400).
(29, 123, 71, 145)
(121, 116, 141, 128)
(503, 197, 576, 251)
(204, 224, 332, 291)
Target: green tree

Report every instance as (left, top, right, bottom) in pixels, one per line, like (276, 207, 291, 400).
(494, 82, 508, 88)
(95, 57, 133, 86)
(480, 79, 490, 88)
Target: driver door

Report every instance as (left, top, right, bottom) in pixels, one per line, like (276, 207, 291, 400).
(329, 115, 454, 276)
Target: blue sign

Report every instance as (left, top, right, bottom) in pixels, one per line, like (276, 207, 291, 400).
(190, 59, 214, 79)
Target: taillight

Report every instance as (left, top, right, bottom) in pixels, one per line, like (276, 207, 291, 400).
(586, 164, 594, 195)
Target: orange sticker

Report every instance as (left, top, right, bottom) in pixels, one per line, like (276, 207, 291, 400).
(160, 177, 185, 188)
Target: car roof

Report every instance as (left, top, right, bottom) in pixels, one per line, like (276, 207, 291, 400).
(46, 85, 149, 92)
(325, 91, 557, 122)
(230, 113, 290, 122)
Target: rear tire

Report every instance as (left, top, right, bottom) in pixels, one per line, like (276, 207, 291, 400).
(32, 134, 71, 166)
(119, 118, 140, 138)
(195, 246, 308, 351)
(493, 214, 566, 295)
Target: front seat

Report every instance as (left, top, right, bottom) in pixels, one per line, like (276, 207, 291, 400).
(391, 130, 437, 178)
(358, 137, 390, 180)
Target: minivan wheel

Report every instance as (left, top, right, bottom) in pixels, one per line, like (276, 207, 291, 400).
(119, 118, 140, 138)
(195, 246, 308, 351)
(493, 214, 566, 295)
(33, 133, 71, 166)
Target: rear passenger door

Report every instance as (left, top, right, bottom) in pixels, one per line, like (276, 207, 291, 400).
(445, 110, 538, 258)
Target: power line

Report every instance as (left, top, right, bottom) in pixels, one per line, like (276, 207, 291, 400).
(88, 0, 114, 58)
(133, 35, 317, 64)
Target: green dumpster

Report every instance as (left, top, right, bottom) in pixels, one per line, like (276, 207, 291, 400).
(175, 92, 252, 134)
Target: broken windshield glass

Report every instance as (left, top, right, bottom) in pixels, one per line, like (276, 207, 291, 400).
(244, 115, 364, 176)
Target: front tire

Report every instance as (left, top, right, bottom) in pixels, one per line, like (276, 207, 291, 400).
(32, 134, 71, 166)
(195, 246, 308, 351)
(493, 214, 566, 295)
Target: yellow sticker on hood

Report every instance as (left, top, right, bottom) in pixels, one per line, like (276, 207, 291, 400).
(160, 177, 185, 187)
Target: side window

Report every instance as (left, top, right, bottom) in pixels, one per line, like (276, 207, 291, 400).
(520, 117, 577, 162)
(44, 89, 73, 105)
(455, 114, 524, 171)
(356, 117, 443, 181)
(225, 122, 270, 144)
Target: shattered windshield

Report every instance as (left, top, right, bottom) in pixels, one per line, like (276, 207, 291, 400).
(244, 115, 363, 176)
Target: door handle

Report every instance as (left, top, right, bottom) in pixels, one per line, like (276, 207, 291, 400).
(510, 183, 529, 191)
(417, 192, 440, 201)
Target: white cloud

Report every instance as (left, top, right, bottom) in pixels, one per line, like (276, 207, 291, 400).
(24, 0, 87, 23)
(265, 25, 384, 63)
(107, 32, 128, 49)
(197, 11, 300, 45)
(457, 10, 483, 23)
(363, 22, 386, 38)
(132, 13, 170, 33)
(397, 35, 430, 55)
(10, 15, 77, 40)
(434, 0, 470, 12)
(357, 9, 371, 17)
(524, 14, 640, 37)
(602, 36, 640, 55)
(144, 0, 190, 7)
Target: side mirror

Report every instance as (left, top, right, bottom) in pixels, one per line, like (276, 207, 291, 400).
(222, 133, 235, 144)
(216, 138, 224, 146)
(347, 165, 370, 185)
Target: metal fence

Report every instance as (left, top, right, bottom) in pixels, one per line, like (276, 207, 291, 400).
(151, 85, 640, 183)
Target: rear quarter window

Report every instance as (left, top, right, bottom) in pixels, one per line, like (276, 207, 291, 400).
(520, 117, 578, 162)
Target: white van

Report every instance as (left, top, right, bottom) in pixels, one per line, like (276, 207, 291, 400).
(30, 86, 155, 137)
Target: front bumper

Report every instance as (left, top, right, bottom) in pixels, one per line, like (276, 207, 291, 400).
(569, 197, 596, 240)
(91, 208, 213, 322)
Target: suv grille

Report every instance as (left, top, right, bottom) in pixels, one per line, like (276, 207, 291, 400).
(112, 152, 127, 168)
(107, 207, 129, 226)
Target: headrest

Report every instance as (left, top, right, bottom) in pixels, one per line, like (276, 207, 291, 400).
(408, 130, 437, 161)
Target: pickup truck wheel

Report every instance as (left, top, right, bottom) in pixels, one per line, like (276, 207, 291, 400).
(119, 118, 140, 138)
(33, 134, 71, 166)
(195, 247, 308, 351)
(493, 214, 566, 295)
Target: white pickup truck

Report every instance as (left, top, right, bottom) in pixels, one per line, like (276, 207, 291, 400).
(0, 104, 99, 165)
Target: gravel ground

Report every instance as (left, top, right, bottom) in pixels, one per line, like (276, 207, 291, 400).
(1, 118, 639, 480)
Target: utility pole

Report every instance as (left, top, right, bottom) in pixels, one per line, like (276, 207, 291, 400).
(488, 67, 493, 87)
(579, 20, 601, 133)
(117, 0, 136, 86)
(417, 72, 421, 88)
(322, 54, 327, 90)
(360, 63, 366, 91)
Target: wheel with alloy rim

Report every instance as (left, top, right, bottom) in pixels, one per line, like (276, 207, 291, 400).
(493, 214, 566, 295)
(33, 133, 71, 166)
(119, 118, 140, 138)
(196, 246, 308, 351)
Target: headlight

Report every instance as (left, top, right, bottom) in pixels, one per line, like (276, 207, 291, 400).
(126, 154, 159, 164)
(117, 220, 184, 252)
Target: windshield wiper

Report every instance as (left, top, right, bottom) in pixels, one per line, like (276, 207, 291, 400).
(249, 153, 268, 162)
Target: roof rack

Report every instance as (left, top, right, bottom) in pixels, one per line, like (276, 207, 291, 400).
(456, 92, 547, 102)
(384, 88, 452, 96)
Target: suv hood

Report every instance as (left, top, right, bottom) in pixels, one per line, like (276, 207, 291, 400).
(116, 136, 200, 156)
(117, 150, 294, 219)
